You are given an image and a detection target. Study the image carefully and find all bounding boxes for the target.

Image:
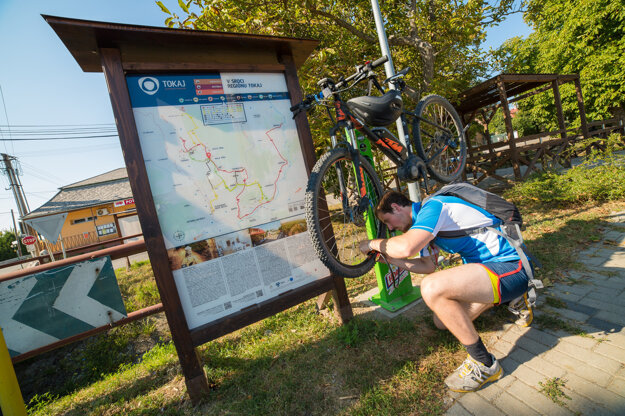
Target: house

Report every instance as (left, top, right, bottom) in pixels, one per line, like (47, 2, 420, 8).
(21, 168, 141, 252)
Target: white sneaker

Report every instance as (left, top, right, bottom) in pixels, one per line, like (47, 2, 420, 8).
(445, 354, 503, 392)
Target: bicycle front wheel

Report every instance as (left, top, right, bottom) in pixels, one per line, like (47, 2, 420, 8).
(305, 147, 386, 278)
(413, 94, 467, 183)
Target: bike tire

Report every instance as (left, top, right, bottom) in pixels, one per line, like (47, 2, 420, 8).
(413, 94, 467, 183)
(305, 147, 386, 278)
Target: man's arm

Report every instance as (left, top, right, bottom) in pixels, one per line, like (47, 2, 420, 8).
(379, 254, 436, 274)
(360, 228, 434, 259)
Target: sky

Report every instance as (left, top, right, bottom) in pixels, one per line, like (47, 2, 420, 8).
(0, 0, 531, 233)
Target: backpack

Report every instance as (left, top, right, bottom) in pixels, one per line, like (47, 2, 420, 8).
(423, 182, 543, 303)
(423, 182, 522, 239)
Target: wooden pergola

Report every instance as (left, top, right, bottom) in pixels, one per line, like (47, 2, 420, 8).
(456, 74, 590, 184)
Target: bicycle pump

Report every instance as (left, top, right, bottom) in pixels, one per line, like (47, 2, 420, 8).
(356, 132, 421, 311)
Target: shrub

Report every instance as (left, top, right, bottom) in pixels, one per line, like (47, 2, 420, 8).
(505, 134, 625, 206)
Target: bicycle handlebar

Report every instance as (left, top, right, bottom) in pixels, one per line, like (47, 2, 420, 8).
(338, 55, 389, 88)
(290, 56, 389, 117)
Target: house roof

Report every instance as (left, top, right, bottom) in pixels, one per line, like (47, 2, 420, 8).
(22, 168, 133, 220)
(62, 167, 128, 189)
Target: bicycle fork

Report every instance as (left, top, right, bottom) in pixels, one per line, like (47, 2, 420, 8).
(330, 126, 370, 223)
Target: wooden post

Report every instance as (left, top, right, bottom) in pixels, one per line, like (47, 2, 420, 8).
(479, 110, 496, 160)
(552, 79, 571, 166)
(281, 52, 353, 324)
(574, 77, 590, 140)
(552, 80, 567, 142)
(496, 78, 521, 180)
(100, 47, 210, 403)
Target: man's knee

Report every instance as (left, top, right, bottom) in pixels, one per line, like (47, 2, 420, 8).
(420, 275, 445, 305)
(432, 313, 447, 330)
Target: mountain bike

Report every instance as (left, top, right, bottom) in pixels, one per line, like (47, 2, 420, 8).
(291, 56, 467, 277)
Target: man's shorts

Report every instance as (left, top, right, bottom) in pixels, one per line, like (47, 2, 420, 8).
(480, 260, 529, 305)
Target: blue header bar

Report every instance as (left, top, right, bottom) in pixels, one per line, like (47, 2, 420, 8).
(126, 73, 290, 108)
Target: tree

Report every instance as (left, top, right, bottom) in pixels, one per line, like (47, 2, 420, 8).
(489, 106, 540, 137)
(491, 0, 625, 127)
(157, 0, 522, 99)
(156, 0, 523, 153)
(0, 230, 24, 261)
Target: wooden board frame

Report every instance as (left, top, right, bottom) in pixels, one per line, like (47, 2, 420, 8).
(45, 15, 353, 402)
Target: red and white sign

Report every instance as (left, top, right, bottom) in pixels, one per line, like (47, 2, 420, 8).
(21, 235, 37, 245)
(114, 198, 135, 208)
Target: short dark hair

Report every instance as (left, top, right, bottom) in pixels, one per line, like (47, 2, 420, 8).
(376, 191, 412, 216)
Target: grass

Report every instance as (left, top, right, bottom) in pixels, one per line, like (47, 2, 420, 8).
(545, 296, 567, 309)
(538, 377, 572, 406)
(14, 146, 625, 415)
(534, 313, 587, 337)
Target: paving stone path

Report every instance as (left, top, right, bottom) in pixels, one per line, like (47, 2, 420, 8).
(446, 211, 625, 415)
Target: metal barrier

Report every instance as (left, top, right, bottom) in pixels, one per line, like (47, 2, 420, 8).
(0, 239, 165, 364)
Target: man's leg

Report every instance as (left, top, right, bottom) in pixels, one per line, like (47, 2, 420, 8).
(420, 263, 502, 392)
(432, 301, 492, 331)
(420, 263, 494, 345)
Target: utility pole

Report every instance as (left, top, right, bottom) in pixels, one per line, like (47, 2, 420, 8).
(2, 154, 30, 221)
(370, 0, 421, 202)
(1, 153, 39, 255)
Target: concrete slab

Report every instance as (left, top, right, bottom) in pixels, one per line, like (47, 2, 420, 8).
(349, 287, 425, 320)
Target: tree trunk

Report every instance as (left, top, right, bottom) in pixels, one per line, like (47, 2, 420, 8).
(420, 43, 435, 93)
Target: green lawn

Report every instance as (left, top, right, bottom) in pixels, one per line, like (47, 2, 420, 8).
(15, 146, 625, 415)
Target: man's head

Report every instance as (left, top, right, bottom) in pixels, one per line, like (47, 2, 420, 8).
(375, 191, 416, 233)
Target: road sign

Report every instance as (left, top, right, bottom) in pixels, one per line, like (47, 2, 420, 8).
(20, 236, 36, 246)
(0, 256, 127, 357)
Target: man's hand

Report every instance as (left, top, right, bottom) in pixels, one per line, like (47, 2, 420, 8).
(358, 240, 371, 255)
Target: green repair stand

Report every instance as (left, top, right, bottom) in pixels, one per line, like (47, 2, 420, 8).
(356, 132, 421, 312)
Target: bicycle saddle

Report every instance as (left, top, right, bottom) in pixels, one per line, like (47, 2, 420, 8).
(346, 90, 403, 127)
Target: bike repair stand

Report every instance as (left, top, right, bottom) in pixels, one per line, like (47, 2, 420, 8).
(357, 133, 422, 312)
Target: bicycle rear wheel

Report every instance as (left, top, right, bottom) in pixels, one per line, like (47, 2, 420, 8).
(305, 147, 386, 278)
(413, 94, 467, 183)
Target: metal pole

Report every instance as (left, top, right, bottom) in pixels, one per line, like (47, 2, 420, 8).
(2, 154, 28, 217)
(60, 237, 67, 259)
(2, 153, 39, 253)
(370, 0, 421, 202)
(0, 328, 28, 416)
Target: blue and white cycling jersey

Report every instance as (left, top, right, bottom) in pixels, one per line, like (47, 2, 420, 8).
(411, 196, 520, 264)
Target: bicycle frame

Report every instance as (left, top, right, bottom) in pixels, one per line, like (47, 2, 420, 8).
(326, 93, 415, 207)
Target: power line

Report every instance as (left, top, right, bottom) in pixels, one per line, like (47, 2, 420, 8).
(0, 123, 116, 127)
(18, 160, 67, 184)
(17, 143, 121, 157)
(0, 134, 119, 141)
(0, 84, 14, 155)
(0, 123, 119, 142)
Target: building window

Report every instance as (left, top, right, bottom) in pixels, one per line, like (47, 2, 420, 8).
(72, 216, 97, 225)
(96, 223, 117, 236)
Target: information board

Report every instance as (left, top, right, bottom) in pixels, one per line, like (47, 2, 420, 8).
(126, 72, 328, 328)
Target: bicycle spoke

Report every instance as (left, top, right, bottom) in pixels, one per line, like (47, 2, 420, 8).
(414, 96, 466, 183)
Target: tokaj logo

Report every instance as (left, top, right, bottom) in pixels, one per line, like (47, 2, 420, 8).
(138, 77, 160, 95)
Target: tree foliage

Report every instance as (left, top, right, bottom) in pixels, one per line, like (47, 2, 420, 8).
(0, 230, 22, 261)
(156, 0, 522, 152)
(489, 107, 540, 137)
(491, 0, 625, 129)
(157, 0, 521, 100)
